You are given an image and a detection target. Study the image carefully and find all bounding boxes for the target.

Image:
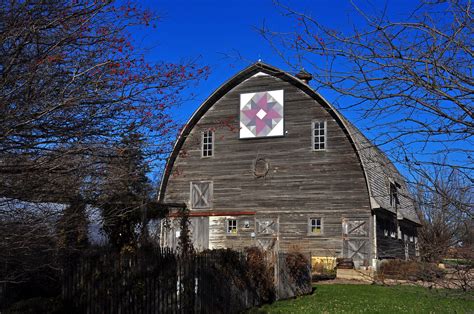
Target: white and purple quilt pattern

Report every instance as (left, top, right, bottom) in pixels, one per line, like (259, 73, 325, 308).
(239, 90, 284, 138)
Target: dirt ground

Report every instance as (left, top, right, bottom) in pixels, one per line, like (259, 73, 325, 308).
(314, 278, 372, 285)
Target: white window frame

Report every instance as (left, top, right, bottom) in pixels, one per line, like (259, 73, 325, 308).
(226, 218, 238, 234)
(201, 130, 214, 158)
(312, 120, 327, 151)
(190, 181, 213, 209)
(308, 217, 323, 235)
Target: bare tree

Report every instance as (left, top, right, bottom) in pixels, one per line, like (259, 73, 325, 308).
(259, 0, 473, 182)
(0, 1, 208, 305)
(0, 200, 62, 285)
(414, 166, 473, 291)
(0, 0, 209, 202)
(414, 165, 472, 262)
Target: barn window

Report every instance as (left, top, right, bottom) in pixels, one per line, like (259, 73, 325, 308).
(309, 218, 323, 235)
(227, 219, 237, 234)
(389, 182, 400, 207)
(312, 121, 326, 151)
(201, 130, 214, 157)
(383, 229, 389, 237)
(190, 181, 212, 209)
(409, 235, 414, 243)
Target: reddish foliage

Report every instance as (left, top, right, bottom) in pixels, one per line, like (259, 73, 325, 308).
(0, 0, 209, 201)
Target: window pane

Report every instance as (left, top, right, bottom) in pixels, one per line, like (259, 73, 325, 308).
(227, 219, 237, 234)
(310, 218, 322, 234)
(202, 131, 214, 157)
(313, 121, 326, 150)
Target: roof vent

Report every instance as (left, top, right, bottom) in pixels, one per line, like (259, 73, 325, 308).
(295, 69, 313, 83)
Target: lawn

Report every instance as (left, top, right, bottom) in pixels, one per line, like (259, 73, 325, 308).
(251, 284, 474, 313)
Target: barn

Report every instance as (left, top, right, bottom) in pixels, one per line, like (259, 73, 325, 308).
(159, 62, 420, 268)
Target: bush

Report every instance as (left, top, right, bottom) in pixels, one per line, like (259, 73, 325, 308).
(442, 259, 474, 268)
(276, 248, 312, 299)
(378, 259, 445, 281)
(285, 252, 311, 288)
(246, 247, 276, 303)
(5, 296, 64, 314)
(312, 272, 336, 281)
(192, 248, 276, 313)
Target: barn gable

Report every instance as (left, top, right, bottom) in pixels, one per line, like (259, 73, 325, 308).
(159, 62, 419, 263)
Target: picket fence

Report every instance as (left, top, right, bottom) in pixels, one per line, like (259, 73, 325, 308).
(62, 248, 272, 314)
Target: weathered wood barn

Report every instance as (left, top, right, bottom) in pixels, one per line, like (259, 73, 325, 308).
(159, 62, 420, 268)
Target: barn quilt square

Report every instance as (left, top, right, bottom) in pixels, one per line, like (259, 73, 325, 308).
(239, 90, 284, 138)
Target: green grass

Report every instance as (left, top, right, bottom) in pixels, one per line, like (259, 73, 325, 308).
(250, 284, 474, 314)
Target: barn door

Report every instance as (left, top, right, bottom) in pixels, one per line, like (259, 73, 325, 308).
(162, 217, 209, 251)
(255, 217, 279, 253)
(342, 218, 369, 267)
(255, 217, 279, 288)
(189, 217, 209, 251)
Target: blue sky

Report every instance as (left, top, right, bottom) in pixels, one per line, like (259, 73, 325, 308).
(133, 0, 420, 125)
(136, 0, 412, 123)
(130, 0, 454, 182)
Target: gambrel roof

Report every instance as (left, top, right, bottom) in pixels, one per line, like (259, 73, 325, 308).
(159, 62, 420, 225)
(343, 121, 420, 224)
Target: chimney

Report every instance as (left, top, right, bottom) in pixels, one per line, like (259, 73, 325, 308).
(295, 69, 313, 84)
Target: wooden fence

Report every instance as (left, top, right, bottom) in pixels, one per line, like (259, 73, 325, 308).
(62, 248, 276, 314)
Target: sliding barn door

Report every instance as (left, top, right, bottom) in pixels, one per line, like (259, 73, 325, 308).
(189, 217, 209, 251)
(342, 218, 369, 267)
(161, 217, 209, 251)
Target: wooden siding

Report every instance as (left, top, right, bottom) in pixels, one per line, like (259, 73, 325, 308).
(375, 209, 418, 259)
(163, 74, 372, 259)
